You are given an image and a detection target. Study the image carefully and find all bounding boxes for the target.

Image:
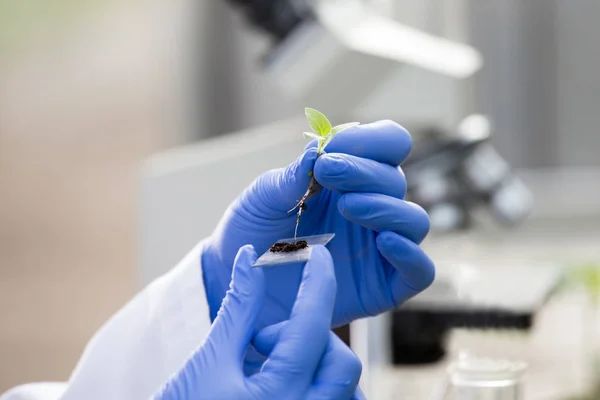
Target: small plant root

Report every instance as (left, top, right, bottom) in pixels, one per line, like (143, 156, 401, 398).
(289, 177, 322, 240)
(270, 240, 308, 253)
(288, 177, 322, 213)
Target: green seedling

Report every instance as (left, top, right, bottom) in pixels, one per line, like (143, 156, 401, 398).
(288, 108, 359, 240)
(302, 108, 360, 156)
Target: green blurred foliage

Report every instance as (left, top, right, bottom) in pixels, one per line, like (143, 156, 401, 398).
(574, 263, 600, 301)
(560, 262, 600, 303)
(559, 263, 600, 399)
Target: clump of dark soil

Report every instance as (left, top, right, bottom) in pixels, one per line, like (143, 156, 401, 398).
(270, 240, 308, 253)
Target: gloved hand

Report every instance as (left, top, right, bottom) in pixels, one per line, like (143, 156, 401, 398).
(202, 120, 435, 327)
(154, 245, 364, 400)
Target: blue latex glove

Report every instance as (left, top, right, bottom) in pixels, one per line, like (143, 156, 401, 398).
(154, 245, 364, 400)
(202, 120, 435, 327)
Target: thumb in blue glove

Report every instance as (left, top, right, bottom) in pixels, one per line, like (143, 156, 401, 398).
(154, 245, 363, 400)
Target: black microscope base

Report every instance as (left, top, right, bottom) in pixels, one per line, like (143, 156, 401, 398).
(391, 308, 534, 365)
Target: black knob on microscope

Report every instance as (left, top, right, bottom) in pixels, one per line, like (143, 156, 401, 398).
(224, 0, 314, 41)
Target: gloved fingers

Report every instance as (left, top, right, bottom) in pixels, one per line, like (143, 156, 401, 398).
(247, 147, 318, 215)
(253, 321, 287, 356)
(243, 345, 268, 376)
(153, 247, 264, 399)
(337, 193, 431, 244)
(314, 153, 406, 199)
(376, 231, 435, 304)
(305, 120, 412, 166)
(306, 332, 362, 400)
(209, 245, 265, 361)
(253, 246, 337, 387)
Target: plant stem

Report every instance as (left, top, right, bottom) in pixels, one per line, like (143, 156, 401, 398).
(289, 128, 338, 240)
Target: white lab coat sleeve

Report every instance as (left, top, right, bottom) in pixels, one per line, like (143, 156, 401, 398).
(1, 240, 214, 400)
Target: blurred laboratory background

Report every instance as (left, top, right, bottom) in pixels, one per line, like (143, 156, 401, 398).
(1, 0, 599, 398)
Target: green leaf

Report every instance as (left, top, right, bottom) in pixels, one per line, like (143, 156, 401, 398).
(303, 132, 323, 141)
(305, 108, 332, 137)
(331, 122, 360, 136)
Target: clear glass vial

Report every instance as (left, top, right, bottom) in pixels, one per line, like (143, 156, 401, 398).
(441, 356, 527, 400)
